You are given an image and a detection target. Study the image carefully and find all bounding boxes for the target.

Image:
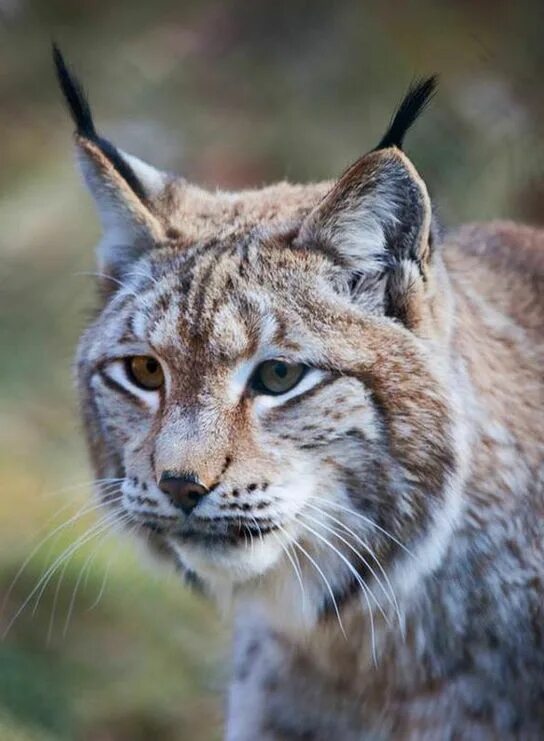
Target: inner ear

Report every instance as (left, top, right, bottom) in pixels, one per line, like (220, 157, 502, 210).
(76, 136, 166, 282)
(298, 148, 433, 327)
(300, 148, 432, 274)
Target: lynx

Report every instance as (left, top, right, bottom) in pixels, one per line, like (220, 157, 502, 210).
(54, 45, 544, 740)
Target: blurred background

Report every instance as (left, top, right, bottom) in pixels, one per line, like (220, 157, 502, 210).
(1, 1, 543, 739)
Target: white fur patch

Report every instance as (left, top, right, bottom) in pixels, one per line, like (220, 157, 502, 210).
(254, 369, 325, 412)
(119, 150, 167, 196)
(229, 359, 256, 402)
(392, 359, 474, 603)
(321, 189, 400, 274)
(104, 360, 160, 412)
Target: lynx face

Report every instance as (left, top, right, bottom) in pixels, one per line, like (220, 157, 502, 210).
(79, 221, 456, 599)
(58, 49, 462, 627)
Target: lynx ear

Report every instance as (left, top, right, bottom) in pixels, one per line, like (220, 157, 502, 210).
(53, 45, 168, 282)
(298, 78, 437, 327)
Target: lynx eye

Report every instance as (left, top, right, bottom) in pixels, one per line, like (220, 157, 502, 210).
(252, 360, 306, 395)
(125, 355, 164, 391)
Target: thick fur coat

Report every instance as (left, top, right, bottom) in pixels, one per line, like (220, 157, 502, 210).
(55, 49, 544, 739)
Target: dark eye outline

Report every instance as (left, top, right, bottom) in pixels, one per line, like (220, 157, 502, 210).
(250, 360, 308, 396)
(124, 355, 164, 391)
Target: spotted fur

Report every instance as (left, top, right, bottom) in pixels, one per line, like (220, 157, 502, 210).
(56, 49, 544, 739)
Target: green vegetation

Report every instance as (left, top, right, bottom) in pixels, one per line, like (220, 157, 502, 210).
(1, 1, 542, 737)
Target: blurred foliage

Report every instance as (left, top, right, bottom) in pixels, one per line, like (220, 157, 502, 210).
(0, 0, 543, 738)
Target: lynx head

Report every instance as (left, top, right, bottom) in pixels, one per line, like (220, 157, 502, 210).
(56, 46, 464, 631)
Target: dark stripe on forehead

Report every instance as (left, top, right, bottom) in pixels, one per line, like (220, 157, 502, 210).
(205, 246, 244, 336)
(171, 242, 212, 297)
(187, 243, 241, 337)
(237, 230, 267, 280)
(153, 289, 173, 317)
(177, 243, 217, 320)
(188, 250, 223, 333)
(118, 315, 138, 344)
(177, 260, 197, 297)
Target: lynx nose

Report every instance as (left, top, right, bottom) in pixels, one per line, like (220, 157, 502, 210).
(159, 471, 208, 515)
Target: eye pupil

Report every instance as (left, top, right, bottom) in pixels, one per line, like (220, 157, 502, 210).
(252, 360, 305, 396)
(126, 355, 164, 391)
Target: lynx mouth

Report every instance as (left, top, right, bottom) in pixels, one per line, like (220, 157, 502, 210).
(139, 515, 279, 548)
(175, 524, 279, 548)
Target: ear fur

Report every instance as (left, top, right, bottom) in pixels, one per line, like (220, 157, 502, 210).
(53, 44, 168, 283)
(76, 137, 166, 280)
(299, 147, 433, 326)
(298, 77, 437, 328)
(301, 147, 431, 266)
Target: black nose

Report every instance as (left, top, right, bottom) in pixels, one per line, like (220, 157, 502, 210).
(158, 472, 208, 515)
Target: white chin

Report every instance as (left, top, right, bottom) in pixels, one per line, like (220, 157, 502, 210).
(168, 534, 283, 586)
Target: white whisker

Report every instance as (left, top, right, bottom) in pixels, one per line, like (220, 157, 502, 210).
(295, 514, 378, 665)
(62, 528, 114, 638)
(309, 497, 418, 561)
(3, 509, 127, 638)
(291, 538, 346, 639)
(245, 520, 255, 553)
(31, 509, 126, 620)
(46, 558, 69, 645)
(87, 519, 140, 614)
(41, 477, 124, 501)
(73, 271, 138, 297)
(2, 496, 120, 615)
(303, 503, 402, 631)
(126, 268, 161, 288)
(274, 525, 306, 611)
(87, 551, 114, 612)
(301, 511, 391, 623)
(249, 516, 265, 547)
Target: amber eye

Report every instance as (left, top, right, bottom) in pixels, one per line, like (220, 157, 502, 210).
(125, 356, 164, 391)
(252, 360, 306, 396)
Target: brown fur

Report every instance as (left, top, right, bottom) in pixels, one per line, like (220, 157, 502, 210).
(66, 102, 544, 738)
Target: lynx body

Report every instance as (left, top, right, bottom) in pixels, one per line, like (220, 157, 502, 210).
(55, 48, 544, 739)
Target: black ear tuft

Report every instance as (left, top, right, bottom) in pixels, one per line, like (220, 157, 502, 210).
(376, 76, 438, 151)
(52, 43, 97, 139)
(52, 43, 147, 202)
